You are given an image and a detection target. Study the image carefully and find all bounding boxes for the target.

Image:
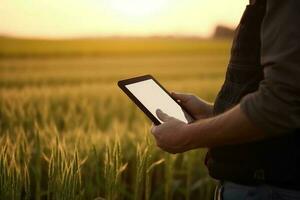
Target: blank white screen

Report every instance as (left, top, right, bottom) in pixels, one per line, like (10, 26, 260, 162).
(125, 79, 193, 124)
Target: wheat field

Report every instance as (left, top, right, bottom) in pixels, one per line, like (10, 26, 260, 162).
(0, 38, 230, 200)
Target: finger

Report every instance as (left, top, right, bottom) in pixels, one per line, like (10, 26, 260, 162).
(151, 124, 158, 136)
(150, 123, 155, 133)
(159, 144, 188, 154)
(156, 109, 172, 122)
(151, 123, 164, 138)
(156, 144, 178, 154)
(151, 123, 155, 129)
(171, 92, 190, 103)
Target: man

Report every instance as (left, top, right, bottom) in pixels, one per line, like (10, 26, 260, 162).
(151, 0, 300, 199)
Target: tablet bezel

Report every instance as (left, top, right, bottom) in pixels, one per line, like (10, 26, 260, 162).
(118, 74, 195, 125)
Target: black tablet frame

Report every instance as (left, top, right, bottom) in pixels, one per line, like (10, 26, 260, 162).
(118, 74, 195, 125)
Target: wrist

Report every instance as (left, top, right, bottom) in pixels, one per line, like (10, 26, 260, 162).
(184, 122, 205, 149)
(187, 117, 215, 148)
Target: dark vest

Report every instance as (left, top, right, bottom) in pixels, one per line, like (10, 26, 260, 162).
(206, 0, 300, 190)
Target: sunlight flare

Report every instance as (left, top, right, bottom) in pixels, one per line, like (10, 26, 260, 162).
(104, 0, 170, 19)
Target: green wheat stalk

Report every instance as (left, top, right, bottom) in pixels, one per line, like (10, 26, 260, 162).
(46, 137, 84, 200)
(104, 137, 127, 200)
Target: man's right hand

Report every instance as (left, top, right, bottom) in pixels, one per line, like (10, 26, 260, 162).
(171, 92, 213, 120)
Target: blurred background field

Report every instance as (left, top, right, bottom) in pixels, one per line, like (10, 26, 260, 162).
(0, 37, 231, 200)
(0, 0, 242, 198)
(0, 36, 230, 57)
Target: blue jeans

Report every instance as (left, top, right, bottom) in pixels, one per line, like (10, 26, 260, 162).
(215, 181, 300, 200)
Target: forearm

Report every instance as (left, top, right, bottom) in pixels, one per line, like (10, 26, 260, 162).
(187, 104, 267, 148)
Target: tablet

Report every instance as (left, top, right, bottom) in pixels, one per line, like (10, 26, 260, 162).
(118, 75, 195, 125)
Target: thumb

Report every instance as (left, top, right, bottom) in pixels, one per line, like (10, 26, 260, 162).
(156, 109, 171, 122)
(171, 92, 190, 103)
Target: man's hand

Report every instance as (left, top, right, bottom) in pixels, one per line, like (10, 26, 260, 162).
(171, 92, 213, 119)
(151, 105, 266, 154)
(151, 109, 194, 154)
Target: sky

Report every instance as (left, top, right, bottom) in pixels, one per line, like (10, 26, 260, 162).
(0, 0, 247, 38)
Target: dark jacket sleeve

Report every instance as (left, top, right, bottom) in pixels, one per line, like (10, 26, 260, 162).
(240, 0, 300, 135)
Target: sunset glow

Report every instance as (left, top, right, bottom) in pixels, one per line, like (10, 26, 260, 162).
(0, 0, 247, 38)
(104, 0, 170, 18)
